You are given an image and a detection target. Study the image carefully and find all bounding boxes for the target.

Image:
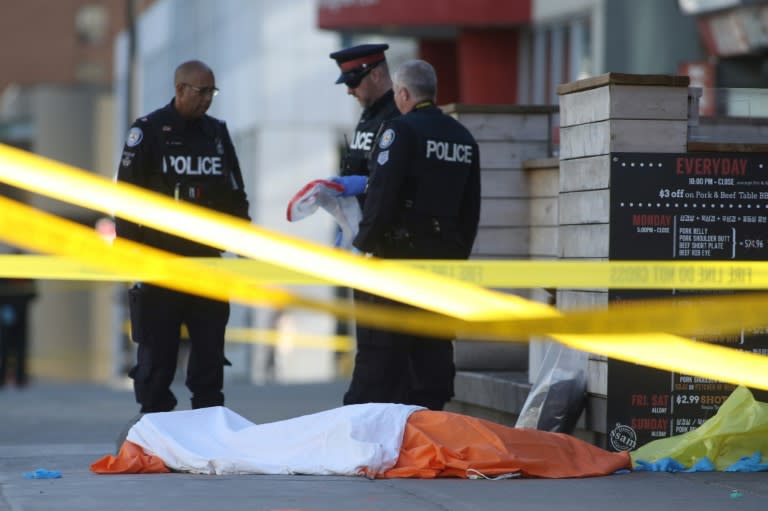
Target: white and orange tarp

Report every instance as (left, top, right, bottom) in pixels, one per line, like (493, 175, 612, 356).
(92, 403, 631, 478)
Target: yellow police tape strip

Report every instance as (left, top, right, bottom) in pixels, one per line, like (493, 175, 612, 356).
(0, 146, 756, 340)
(551, 332, 768, 389)
(0, 194, 472, 342)
(406, 260, 760, 290)
(0, 143, 550, 322)
(2, 144, 768, 390)
(5, 253, 768, 340)
(7, 187, 768, 382)
(225, 328, 354, 352)
(0, 255, 765, 290)
(8, 236, 768, 341)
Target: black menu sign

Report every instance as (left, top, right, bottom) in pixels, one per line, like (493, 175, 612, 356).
(606, 152, 768, 451)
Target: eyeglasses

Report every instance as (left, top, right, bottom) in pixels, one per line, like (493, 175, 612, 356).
(183, 83, 219, 97)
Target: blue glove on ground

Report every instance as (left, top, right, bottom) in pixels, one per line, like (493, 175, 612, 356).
(23, 468, 62, 479)
(725, 452, 768, 472)
(331, 175, 368, 197)
(634, 457, 716, 473)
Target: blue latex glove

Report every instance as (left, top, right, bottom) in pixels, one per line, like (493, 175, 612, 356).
(334, 229, 343, 247)
(331, 175, 368, 197)
(689, 457, 716, 472)
(726, 451, 768, 472)
(23, 468, 62, 479)
(634, 458, 687, 472)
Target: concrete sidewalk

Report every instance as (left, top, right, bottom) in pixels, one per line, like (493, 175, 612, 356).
(1, 380, 767, 511)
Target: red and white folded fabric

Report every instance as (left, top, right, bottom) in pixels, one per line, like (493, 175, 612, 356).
(286, 179, 362, 250)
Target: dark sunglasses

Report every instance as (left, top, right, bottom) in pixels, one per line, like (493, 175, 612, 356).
(343, 61, 381, 89)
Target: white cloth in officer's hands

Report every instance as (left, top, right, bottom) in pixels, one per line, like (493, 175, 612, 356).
(286, 179, 362, 250)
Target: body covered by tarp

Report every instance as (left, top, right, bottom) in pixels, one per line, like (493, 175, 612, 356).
(92, 403, 631, 478)
(631, 386, 768, 471)
(119, 403, 418, 475)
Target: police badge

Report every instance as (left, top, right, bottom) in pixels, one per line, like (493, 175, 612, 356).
(378, 128, 395, 149)
(377, 150, 389, 165)
(126, 127, 143, 147)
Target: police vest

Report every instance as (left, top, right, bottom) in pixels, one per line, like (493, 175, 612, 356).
(147, 117, 237, 211)
(341, 89, 400, 177)
(397, 111, 478, 225)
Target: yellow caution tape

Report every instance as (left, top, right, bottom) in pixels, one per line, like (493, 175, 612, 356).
(553, 333, 768, 391)
(2, 144, 768, 390)
(0, 255, 766, 290)
(406, 260, 761, 289)
(5, 250, 768, 342)
(0, 143, 553, 322)
(452, 292, 768, 341)
(225, 328, 354, 352)
(0, 194, 472, 342)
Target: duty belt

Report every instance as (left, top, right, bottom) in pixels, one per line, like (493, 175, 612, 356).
(386, 218, 443, 242)
(174, 183, 202, 201)
(173, 182, 229, 204)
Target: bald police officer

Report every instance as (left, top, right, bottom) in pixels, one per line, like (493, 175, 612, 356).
(115, 60, 250, 413)
(347, 59, 481, 410)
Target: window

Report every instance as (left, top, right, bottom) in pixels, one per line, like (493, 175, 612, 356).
(518, 16, 592, 105)
(76, 4, 108, 46)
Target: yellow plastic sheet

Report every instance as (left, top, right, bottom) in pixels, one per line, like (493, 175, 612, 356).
(630, 386, 768, 470)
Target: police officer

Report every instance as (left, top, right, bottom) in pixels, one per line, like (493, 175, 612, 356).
(329, 43, 401, 201)
(0, 252, 36, 388)
(348, 59, 481, 410)
(115, 60, 250, 413)
(326, 44, 407, 406)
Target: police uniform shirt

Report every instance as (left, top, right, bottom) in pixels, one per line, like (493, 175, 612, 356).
(353, 102, 481, 259)
(341, 89, 400, 178)
(115, 99, 250, 256)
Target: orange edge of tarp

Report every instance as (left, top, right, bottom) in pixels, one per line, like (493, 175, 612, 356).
(377, 410, 631, 479)
(90, 440, 170, 474)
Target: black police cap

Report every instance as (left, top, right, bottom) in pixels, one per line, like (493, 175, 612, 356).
(329, 43, 389, 86)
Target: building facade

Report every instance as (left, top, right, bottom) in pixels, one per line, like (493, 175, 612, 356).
(318, 0, 702, 106)
(0, 0, 154, 382)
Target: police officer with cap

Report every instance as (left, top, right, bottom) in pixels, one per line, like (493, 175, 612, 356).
(325, 44, 410, 408)
(115, 59, 250, 414)
(328, 43, 400, 200)
(347, 59, 481, 411)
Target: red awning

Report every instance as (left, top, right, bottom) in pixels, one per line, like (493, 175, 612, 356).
(317, 0, 531, 30)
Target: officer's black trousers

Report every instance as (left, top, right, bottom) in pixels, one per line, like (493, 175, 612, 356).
(128, 284, 229, 413)
(343, 291, 455, 411)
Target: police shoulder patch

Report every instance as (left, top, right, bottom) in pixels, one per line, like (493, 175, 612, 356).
(377, 150, 389, 166)
(378, 128, 395, 149)
(126, 127, 143, 147)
